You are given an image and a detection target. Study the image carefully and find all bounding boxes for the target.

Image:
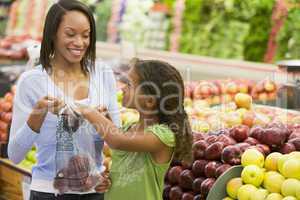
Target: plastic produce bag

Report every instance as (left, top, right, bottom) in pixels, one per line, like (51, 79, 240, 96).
(54, 103, 102, 194)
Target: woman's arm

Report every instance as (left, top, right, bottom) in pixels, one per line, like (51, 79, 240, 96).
(82, 108, 167, 153)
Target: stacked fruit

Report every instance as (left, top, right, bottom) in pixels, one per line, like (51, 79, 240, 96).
(184, 79, 277, 105)
(224, 149, 300, 200)
(0, 86, 15, 144)
(103, 143, 112, 171)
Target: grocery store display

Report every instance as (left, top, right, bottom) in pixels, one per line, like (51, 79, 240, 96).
(0, 85, 14, 144)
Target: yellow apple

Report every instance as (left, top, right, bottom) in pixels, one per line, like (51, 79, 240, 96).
(226, 177, 243, 199)
(264, 152, 282, 171)
(265, 193, 283, 200)
(234, 93, 252, 109)
(296, 189, 300, 199)
(289, 151, 300, 161)
(282, 197, 297, 200)
(263, 171, 285, 193)
(241, 165, 264, 187)
(282, 158, 300, 179)
(277, 154, 291, 174)
(241, 149, 265, 167)
(281, 178, 300, 197)
(250, 188, 269, 200)
(222, 197, 234, 200)
(237, 184, 257, 200)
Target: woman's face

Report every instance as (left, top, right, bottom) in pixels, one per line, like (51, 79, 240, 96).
(54, 10, 90, 64)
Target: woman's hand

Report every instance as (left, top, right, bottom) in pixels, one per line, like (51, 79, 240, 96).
(94, 171, 111, 193)
(34, 96, 64, 115)
(27, 96, 64, 133)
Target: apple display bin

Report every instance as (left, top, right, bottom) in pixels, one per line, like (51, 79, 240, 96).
(206, 165, 243, 200)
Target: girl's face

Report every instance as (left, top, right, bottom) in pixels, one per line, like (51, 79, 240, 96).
(121, 67, 140, 110)
(54, 11, 90, 64)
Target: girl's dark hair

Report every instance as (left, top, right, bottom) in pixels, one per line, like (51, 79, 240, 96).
(40, 0, 96, 73)
(132, 58, 193, 162)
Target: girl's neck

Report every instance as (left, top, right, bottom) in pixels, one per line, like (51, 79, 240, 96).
(136, 112, 159, 131)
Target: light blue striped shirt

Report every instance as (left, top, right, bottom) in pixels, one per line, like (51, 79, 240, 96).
(8, 62, 120, 193)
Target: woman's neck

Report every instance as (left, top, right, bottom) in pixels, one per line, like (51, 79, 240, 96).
(51, 56, 82, 75)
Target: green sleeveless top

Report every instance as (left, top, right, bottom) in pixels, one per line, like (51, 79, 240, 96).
(104, 124, 175, 200)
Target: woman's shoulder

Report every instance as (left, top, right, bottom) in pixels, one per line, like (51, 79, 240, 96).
(18, 65, 45, 82)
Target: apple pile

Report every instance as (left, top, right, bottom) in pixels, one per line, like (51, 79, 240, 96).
(185, 79, 277, 106)
(224, 149, 300, 200)
(0, 86, 15, 144)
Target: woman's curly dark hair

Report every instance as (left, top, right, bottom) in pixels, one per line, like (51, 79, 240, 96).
(132, 58, 193, 162)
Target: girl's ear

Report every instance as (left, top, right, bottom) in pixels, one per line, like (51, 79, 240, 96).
(145, 96, 157, 110)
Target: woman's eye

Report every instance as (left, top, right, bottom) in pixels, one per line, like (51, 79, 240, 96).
(66, 33, 75, 37)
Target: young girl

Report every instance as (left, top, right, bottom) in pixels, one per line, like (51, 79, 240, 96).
(78, 58, 193, 200)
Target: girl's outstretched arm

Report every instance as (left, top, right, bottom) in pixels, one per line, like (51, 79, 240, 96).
(81, 107, 168, 153)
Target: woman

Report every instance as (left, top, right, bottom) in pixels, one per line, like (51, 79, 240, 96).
(8, 0, 119, 199)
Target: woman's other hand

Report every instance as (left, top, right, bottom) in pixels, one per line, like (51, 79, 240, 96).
(94, 171, 111, 193)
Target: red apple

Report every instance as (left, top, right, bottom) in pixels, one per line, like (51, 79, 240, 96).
(221, 145, 242, 165)
(204, 161, 222, 178)
(256, 144, 271, 156)
(192, 140, 209, 160)
(217, 134, 236, 146)
(192, 160, 208, 177)
(249, 126, 265, 141)
(205, 142, 224, 160)
(182, 192, 194, 200)
(200, 178, 216, 197)
(244, 137, 259, 145)
(229, 125, 249, 142)
(235, 142, 251, 152)
(288, 138, 300, 151)
(169, 186, 183, 200)
(261, 127, 286, 148)
(179, 170, 195, 190)
(163, 184, 171, 200)
(205, 135, 218, 145)
(215, 164, 231, 178)
(289, 131, 300, 140)
(192, 177, 206, 193)
(168, 166, 183, 185)
(279, 143, 296, 154)
(193, 132, 206, 142)
(181, 160, 192, 170)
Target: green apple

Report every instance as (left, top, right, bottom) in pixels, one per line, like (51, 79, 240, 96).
(281, 178, 300, 197)
(282, 197, 297, 200)
(241, 165, 264, 187)
(237, 184, 257, 200)
(278, 154, 291, 174)
(263, 171, 285, 193)
(264, 152, 282, 171)
(250, 188, 269, 200)
(226, 177, 243, 199)
(26, 151, 37, 163)
(282, 158, 300, 179)
(265, 193, 283, 200)
(241, 149, 265, 167)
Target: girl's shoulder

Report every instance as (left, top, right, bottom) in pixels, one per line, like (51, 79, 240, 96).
(146, 124, 176, 148)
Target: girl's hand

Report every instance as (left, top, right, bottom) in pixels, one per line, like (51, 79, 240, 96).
(94, 171, 111, 193)
(34, 96, 64, 115)
(97, 106, 112, 121)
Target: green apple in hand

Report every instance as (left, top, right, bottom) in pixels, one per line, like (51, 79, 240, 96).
(241, 165, 264, 187)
